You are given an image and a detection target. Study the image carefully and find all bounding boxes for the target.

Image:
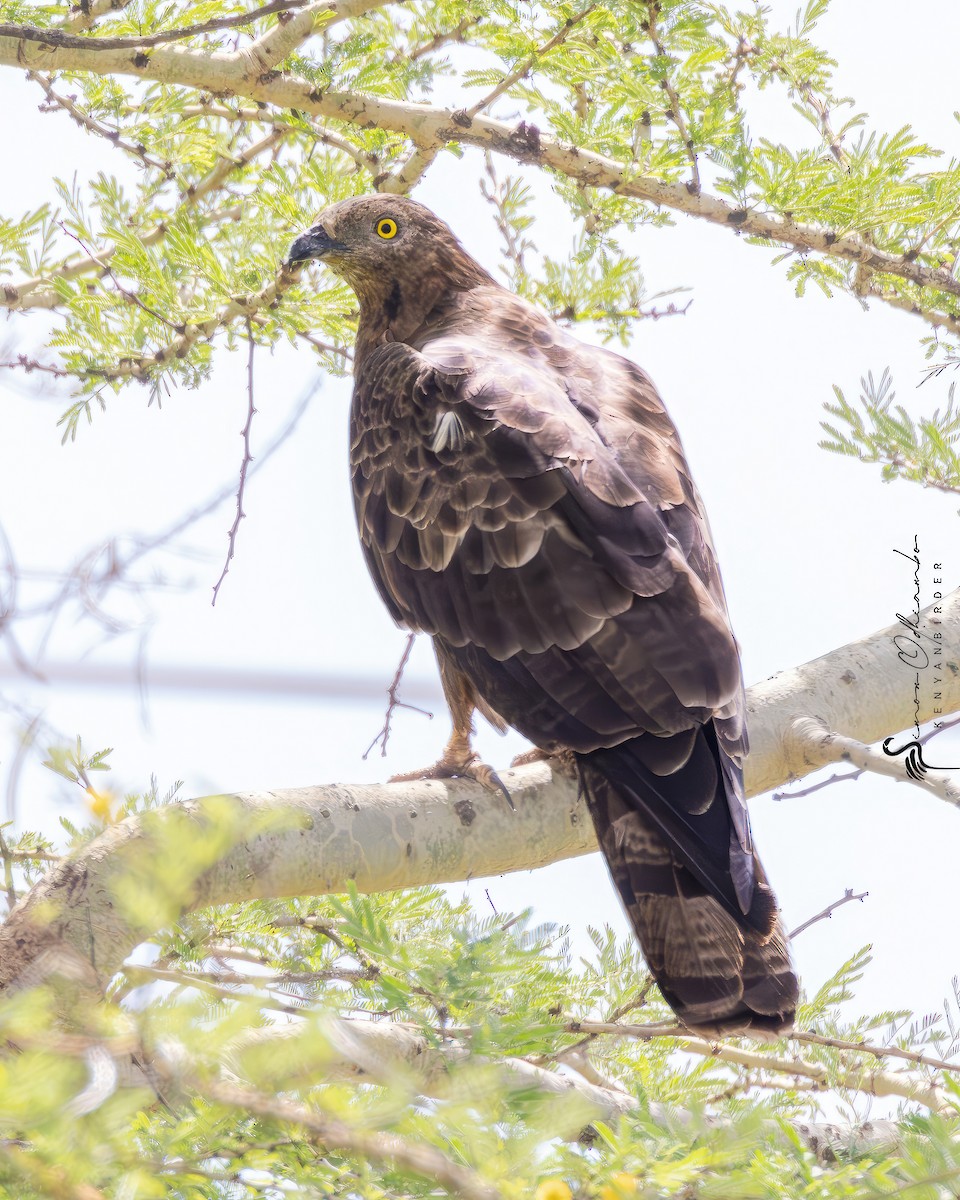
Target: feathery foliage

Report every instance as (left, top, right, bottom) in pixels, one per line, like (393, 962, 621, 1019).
(1, 0, 960, 472)
(3, 772, 960, 1198)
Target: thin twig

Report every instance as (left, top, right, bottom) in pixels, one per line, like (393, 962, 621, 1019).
(774, 714, 960, 800)
(532, 979, 656, 1066)
(29, 70, 175, 178)
(0, 826, 17, 910)
(212, 322, 257, 605)
(480, 154, 532, 285)
(4, 128, 286, 314)
(57, 221, 182, 332)
(789, 888, 869, 939)
(647, 1, 700, 195)
(176, 99, 379, 176)
(462, 4, 597, 121)
(404, 16, 479, 63)
(363, 633, 432, 758)
(291, 327, 353, 359)
(561, 1018, 951, 1111)
(772, 766, 864, 801)
(0, 355, 74, 379)
(122, 964, 308, 1014)
(792, 1030, 960, 1075)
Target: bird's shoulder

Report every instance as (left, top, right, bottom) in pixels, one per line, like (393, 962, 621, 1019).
(353, 286, 705, 522)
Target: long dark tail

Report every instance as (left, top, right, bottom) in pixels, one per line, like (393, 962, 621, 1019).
(578, 730, 798, 1037)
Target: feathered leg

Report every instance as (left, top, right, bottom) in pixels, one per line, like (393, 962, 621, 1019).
(390, 640, 511, 799)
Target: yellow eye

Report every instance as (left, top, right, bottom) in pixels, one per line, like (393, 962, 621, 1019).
(376, 217, 398, 240)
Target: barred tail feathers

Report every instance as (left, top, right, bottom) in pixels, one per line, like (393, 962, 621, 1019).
(578, 737, 798, 1037)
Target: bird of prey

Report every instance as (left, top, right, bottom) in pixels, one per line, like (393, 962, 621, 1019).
(287, 195, 798, 1036)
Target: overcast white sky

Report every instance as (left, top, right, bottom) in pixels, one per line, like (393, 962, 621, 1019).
(1, 0, 959, 1034)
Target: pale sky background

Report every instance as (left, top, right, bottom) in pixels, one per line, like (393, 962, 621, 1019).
(1, 0, 959, 1037)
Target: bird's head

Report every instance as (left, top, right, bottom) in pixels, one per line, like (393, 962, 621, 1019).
(286, 194, 493, 315)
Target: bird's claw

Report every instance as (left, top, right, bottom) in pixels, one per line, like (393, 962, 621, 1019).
(390, 753, 513, 808)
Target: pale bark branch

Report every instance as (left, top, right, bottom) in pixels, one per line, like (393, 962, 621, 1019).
(226, 1018, 639, 1121)
(1, 33, 958, 318)
(1, 591, 958, 997)
(0, 590, 955, 993)
(746, 586, 960, 795)
(790, 719, 960, 806)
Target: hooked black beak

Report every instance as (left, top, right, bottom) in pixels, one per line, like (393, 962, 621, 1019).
(286, 224, 347, 266)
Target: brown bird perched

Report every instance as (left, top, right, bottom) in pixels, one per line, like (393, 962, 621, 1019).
(287, 195, 798, 1036)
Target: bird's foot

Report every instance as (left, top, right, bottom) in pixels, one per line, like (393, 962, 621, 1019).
(510, 746, 578, 779)
(390, 752, 513, 807)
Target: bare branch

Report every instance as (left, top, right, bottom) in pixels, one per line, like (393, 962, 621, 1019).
(363, 633, 432, 759)
(789, 888, 869, 939)
(1, 592, 958, 995)
(772, 765, 864, 801)
(211, 322, 257, 606)
(0, 354, 75, 378)
(646, 1, 700, 195)
(461, 3, 598, 122)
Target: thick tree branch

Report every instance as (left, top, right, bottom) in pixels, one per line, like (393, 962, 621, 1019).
(1, 591, 958, 995)
(0, 38, 958, 315)
(746, 587, 960, 795)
